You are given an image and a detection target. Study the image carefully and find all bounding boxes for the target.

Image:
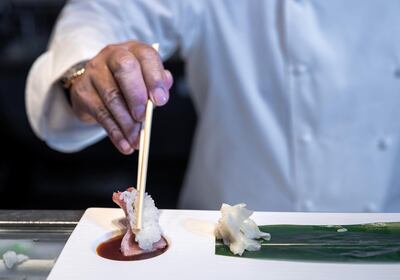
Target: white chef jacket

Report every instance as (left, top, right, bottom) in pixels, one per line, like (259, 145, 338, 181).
(26, 0, 400, 212)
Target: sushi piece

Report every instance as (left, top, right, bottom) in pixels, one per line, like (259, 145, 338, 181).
(113, 187, 167, 256)
(214, 203, 271, 256)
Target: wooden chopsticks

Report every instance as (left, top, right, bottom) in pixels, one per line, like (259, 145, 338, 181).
(135, 43, 159, 230)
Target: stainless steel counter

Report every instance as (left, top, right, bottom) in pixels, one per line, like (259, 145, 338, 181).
(0, 210, 84, 279)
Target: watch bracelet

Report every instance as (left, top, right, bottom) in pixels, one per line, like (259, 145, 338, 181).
(61, 61, 88, 89)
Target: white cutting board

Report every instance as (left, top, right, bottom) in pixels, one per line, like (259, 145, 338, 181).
(48, 208, 400, 280)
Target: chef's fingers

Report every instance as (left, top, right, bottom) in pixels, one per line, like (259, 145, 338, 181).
(90, 98, 134, 155)
(71, 80, 134, 155)
(131, 44, 170, 107)
(107, 50, 148, 122)
(164, 69, 174, 90)
(90, 65, 141, 146)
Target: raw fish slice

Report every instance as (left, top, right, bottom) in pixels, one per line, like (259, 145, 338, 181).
(112, 187, 135, 212)
(112, 187, 166, 256)
(120, 227, 167, 256)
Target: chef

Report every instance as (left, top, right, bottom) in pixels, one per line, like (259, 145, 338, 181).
(26, 0, 400, 212)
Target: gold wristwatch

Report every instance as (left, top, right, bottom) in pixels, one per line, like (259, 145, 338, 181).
(61, 61, 87, 89)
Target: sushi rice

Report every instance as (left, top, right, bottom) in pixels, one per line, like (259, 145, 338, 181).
(119, 189, 162, 251)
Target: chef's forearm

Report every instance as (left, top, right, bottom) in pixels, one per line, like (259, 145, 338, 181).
(25, 0, 182, 152)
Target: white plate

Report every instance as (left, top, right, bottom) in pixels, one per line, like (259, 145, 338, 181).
(48, 208, 400, 280)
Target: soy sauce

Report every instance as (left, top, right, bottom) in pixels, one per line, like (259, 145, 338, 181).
(96, 234, 168, 261)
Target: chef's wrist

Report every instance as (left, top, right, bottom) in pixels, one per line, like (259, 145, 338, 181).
(60, 60, 88, 105)
(60, 61, 88, 90)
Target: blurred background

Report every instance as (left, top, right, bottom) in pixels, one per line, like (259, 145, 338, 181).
(0, 0, 196, 210)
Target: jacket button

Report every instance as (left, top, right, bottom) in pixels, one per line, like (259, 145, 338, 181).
(394, 68, 400, 79)
(304, 199, 314, 211)
(378, 137, 391, 151)
(364, 202, 379, 212)
(297, 199, 314, 211)
(290, 64, 308, 76)
(301, 133, 313, 143)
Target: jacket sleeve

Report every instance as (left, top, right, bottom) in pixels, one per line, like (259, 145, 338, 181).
(25, 0, 182, 152)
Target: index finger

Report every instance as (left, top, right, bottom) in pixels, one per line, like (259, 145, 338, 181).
(107, 50, 148, 122)
(131, 45, 170, 107)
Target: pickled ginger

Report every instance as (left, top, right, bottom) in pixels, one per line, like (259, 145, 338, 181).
(215, 203, 271, 256)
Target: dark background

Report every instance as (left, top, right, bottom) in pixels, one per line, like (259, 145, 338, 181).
(0, 0, 196, 209)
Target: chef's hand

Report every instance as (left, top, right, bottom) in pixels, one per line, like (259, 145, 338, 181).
(69, 41, 173, 154)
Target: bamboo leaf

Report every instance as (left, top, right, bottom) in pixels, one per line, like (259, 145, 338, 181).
(215, 222, 400, 262)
